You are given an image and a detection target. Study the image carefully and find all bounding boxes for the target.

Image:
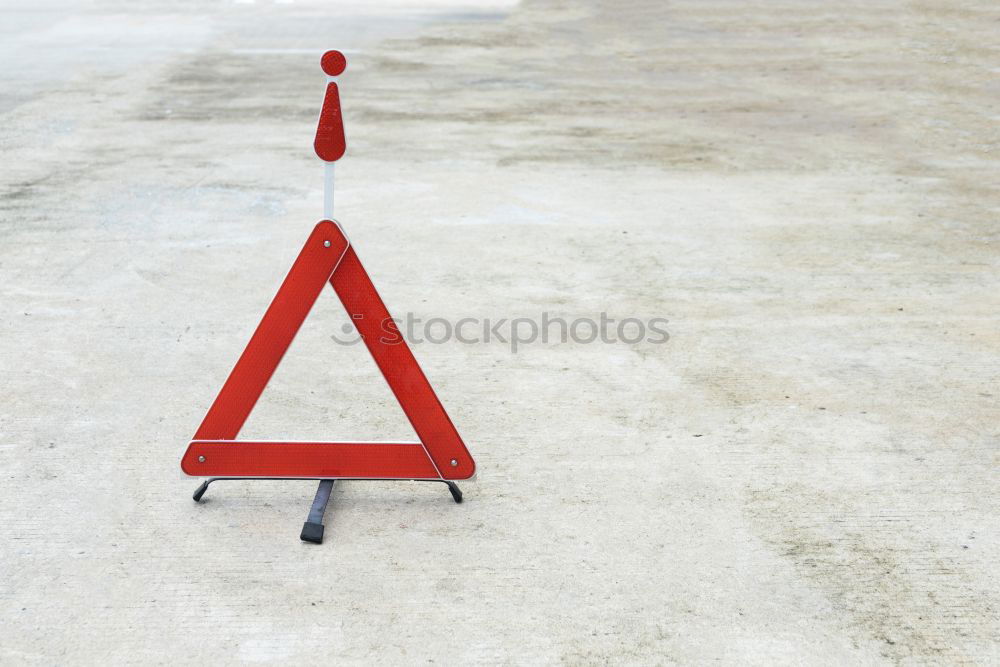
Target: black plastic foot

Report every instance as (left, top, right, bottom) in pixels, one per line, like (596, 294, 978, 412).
(192, 481, 209, 502)
(300, 521, 325, 544)
(300, 479, 335, 544)
(445, 481, 463, 503)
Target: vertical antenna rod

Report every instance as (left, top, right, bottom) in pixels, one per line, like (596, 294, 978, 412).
(315, 50, 347, 219)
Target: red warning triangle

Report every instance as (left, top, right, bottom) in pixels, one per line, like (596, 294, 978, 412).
(180, 219, 475, 481)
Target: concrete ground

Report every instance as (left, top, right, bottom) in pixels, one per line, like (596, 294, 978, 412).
(1, 0, 998, 663)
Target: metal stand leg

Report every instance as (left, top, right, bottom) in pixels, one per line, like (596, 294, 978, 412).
(300, 480, 335, 544)
(445, 481, 463, 503)
(192, 480, 210, 502)
(193, 478, 460, 541)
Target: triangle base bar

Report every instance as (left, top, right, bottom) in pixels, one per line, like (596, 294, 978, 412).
(183, 440, 440, 478)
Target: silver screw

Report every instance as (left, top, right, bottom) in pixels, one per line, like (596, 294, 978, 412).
(450, 459, 458, 467)
(323, 240, 331, 247)
(198, 455, 206, 463)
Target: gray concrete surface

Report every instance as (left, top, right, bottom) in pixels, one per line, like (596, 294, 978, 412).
(2, 0, 998, 663)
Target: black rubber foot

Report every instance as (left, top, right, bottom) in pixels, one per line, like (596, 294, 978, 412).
(446, 481, 463, 503)
(300, 521, 325, 544)
(192, 481, 209, 502)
